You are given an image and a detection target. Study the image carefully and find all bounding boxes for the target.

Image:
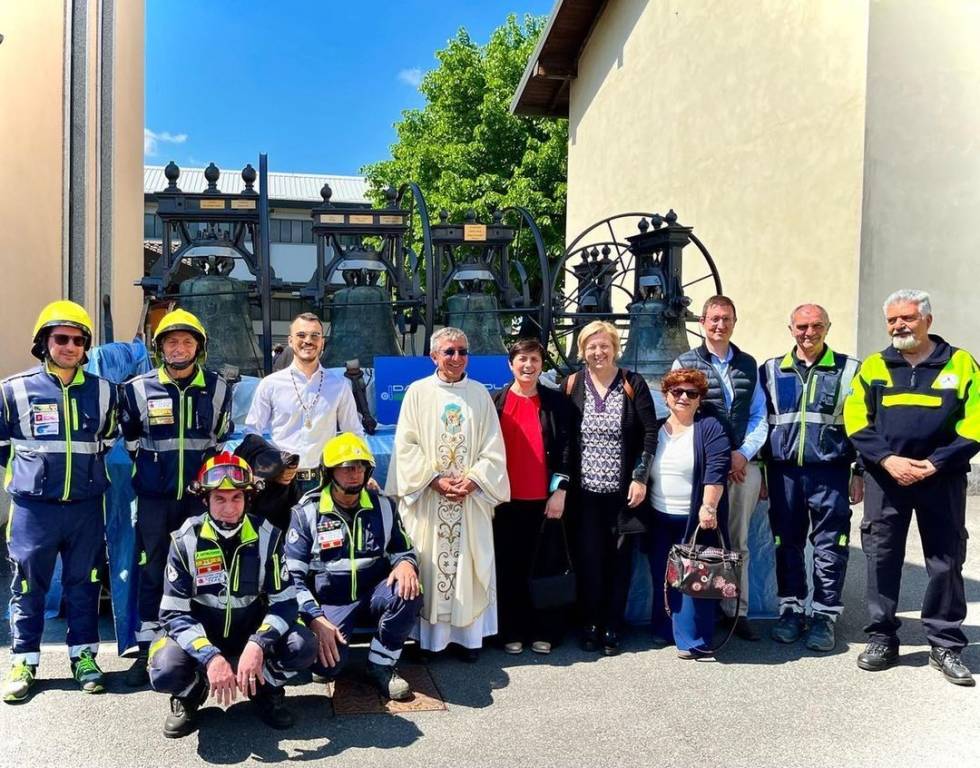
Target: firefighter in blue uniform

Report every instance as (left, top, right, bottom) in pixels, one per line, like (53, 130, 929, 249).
(759, 304, 864, 652)
(148, 452, 316, 738)
(285, 432, 422, 701)
(118, 308, 233, 686)
(2, 301, 118, 703)
(845, 289, 980, 686)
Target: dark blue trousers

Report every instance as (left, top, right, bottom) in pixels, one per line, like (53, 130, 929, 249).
(647, 510, 717, 652)
(134, 494, 201, 648)
(6, 496, 105, 663)
(311, 579, 422, 677)
(148, 625, 316, 695)
(766, 464, 852, 617)
(861, 471, 968, 650)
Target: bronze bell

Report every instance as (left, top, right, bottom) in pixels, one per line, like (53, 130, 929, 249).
(177, 274, 263, 377)
(446, 291, 507, 355)
(322, 284, 403, 368)
(619, 297, 691, 385)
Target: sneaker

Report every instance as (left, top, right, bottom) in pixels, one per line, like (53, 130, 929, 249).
(856, 641, 899, 671)
(71, 650, 105, 694)
(254, 684, 294, 729)
(503, 641, 524, 655)
(2, 662, 37, 704)
(367, 662, 412, 701)
(929, 647, 976, 687)
(530, 641, 552, 655)
(125, 652, 149, 687)
(804, 614, 836, 652)
(771, 610, 805, 644)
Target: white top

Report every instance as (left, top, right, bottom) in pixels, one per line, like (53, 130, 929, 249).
(244, 362, 363, 469)
(651, 424, 695, 516)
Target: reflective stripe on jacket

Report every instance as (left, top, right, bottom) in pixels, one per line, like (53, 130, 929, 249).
(0, 365, 117, 501)
(760, 346, 859, 466)
(285, 486, 417, 618)
(119, 365, 232, 499)
(843, 334, 980, 473)
(160, 512, 296, 665)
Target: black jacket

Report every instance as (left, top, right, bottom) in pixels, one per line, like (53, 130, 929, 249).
(492, 383, 572, 489)
(565, 368, 660, 534)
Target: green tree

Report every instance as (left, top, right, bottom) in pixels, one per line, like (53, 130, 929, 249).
(363, 14, 567, 268)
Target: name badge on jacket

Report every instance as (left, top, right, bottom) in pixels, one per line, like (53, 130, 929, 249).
(148, 397, 175, 426)
(194, 550, 226, 587)
(31, 403, 60, 437)
(317, 519, 345, 550)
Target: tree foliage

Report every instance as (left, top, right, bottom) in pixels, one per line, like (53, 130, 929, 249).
(363, 14, 568, 264)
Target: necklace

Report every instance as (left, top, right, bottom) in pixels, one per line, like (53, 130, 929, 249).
(290, 368, 324, 429)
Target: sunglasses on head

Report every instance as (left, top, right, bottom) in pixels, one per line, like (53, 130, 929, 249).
(668, 388, 702, 400)
(51, 333, 86, 348)
(440, 347, 469, 358)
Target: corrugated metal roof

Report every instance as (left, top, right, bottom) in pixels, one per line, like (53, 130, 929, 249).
(144, 165, 371, 204)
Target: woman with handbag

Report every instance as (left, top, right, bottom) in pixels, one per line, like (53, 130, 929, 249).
(564, 321, 660, 656)
(491, 339, 573, 655)
(647, 368, 732, 658)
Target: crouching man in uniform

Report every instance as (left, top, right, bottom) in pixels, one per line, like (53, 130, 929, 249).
(286, 432, 422, 701)
(148, 453, 316, 738)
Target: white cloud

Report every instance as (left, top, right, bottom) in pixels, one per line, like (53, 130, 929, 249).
(397, 68, 422, 88)
(144, 128, 188, 156)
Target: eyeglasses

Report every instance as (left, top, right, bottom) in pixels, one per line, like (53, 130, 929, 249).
(292, 332, 323, 341)
(440, 348, 469, 358)
(51, 333, 86, 348)
(668, 388, 702, 400)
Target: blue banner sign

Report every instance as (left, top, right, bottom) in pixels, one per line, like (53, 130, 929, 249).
(374, 355, 512, 424)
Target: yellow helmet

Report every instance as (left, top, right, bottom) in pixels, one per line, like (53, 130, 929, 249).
(321, 432, 375, 492)
(322, 432, 375, 469)
(31, 300, 94, 361)
(153, 308, 207, 366)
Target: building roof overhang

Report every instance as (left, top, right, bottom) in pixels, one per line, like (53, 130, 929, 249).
(510, 0, 607, 118)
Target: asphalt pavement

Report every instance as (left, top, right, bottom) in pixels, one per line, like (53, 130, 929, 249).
(2, 501, 980, 768)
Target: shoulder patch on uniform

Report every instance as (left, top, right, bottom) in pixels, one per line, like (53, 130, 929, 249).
(286, 528, 299, 544)
(167, 564, 179, 582)
(937, 373, 959, 389)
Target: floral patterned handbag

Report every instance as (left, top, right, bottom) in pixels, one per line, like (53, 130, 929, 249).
(663, 525, 746, 654)
(665, 524, 744, 601)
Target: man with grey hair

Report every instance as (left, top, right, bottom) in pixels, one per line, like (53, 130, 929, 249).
(385, 328, 510, 659)
(759, 304, 862, 652)
(844, 289, 980, 686)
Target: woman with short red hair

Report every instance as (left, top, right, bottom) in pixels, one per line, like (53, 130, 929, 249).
(647, 368, 732, 658)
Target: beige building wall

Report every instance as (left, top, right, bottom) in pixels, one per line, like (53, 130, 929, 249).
(857, 0, 980, 358)
(0, 3, 68, 372)
(566, 0, 870, 362)
(0, 0, 144, 373)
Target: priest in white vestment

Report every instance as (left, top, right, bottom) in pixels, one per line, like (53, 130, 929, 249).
(385, 327, 510, 656)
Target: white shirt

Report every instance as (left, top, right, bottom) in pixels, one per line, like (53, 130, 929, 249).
(651, 424, 695, 516)
(244, 362, 363, 469)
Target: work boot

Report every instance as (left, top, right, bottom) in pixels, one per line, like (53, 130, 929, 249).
(770, 610, 805, 644)
(2, 661, 37, 704)
(367, 662, 412, 702)
(125, 651, 149, 687)
(929, 647, 976, 687)
(163, 678, 208, 739)
(804, 614, 836, 652)
(856, 641, 899, 671)
(254, 684, 294, 729)
(70, 650, 105, 694)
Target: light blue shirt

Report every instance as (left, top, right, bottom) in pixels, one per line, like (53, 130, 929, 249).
(671, 346, 768, 461)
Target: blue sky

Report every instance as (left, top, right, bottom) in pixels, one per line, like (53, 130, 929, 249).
(145, 1, 554, 177)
